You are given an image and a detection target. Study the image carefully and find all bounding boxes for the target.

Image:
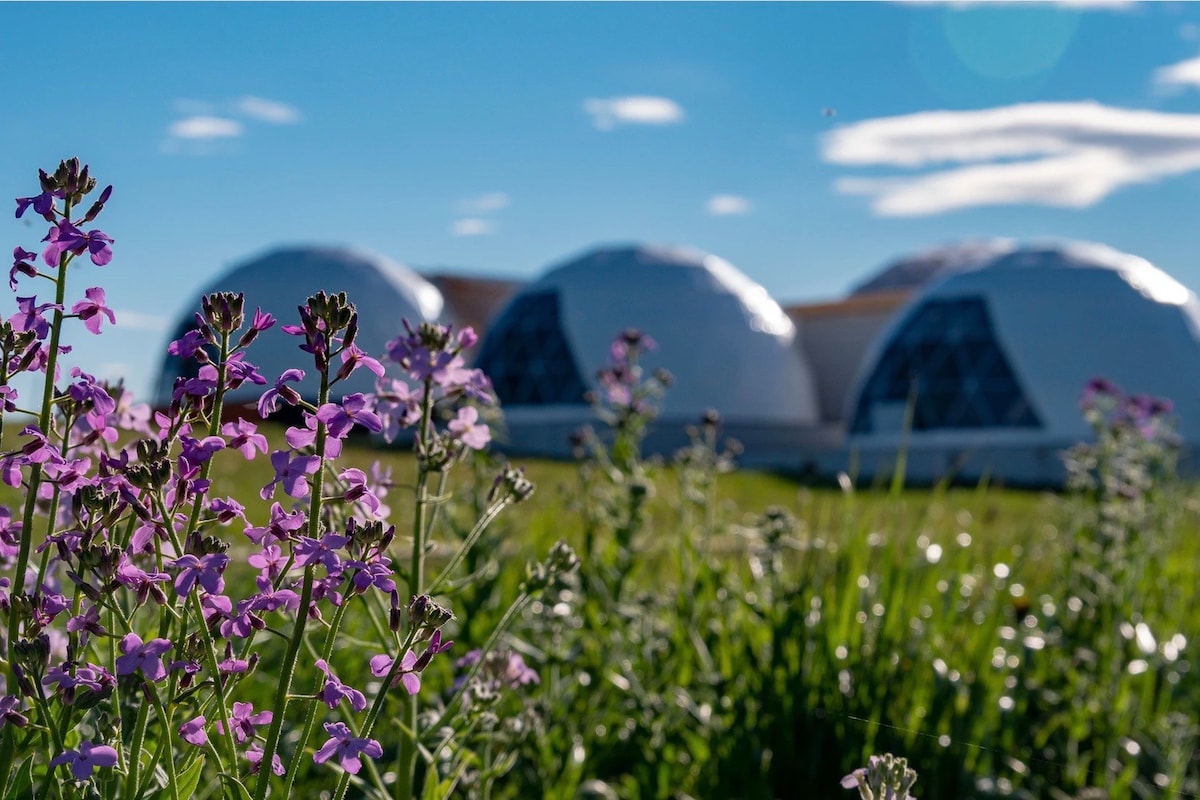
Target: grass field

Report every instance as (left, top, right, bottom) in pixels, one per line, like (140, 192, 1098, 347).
(3, 414, 1196, 799)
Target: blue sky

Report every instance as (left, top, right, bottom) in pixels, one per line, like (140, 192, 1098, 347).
(5, 1, 1200, 400)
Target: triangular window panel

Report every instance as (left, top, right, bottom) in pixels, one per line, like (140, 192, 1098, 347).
(850, 297, 1042, 434)
(475, 291, 589, 407)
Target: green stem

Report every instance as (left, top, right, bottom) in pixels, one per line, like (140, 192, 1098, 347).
(122, 692, 151, 799)
(145, 683, 181, 800)
(430, 591, 533, 731)
(6, 212, 72, 684)
(425, 497, 512, 595)
(396, 378, 435, 800)
(253, 368, 330, 800)
(279, 596, 356, 796)
(332, 628, 419, 800)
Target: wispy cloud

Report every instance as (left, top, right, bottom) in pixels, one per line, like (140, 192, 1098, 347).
(1154, 56, 1200, 91)
(822, 102, 1200, 216)
(459, 192, 511, 214)
(168, 116, 243, 140)
(112, 309, 170, 332)
(583, 96, 684, 130)
(165, 95, 300, 154)
(451, 218, 496, 237)
(706, 194, 752, 216)
(235, 95, 302, 124)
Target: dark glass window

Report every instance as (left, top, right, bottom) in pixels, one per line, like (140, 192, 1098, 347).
(474, 291, 589, 406)
(850, 297, 1041, 434)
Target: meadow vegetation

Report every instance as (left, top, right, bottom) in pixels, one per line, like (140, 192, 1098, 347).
(0, 159, 1195, 800)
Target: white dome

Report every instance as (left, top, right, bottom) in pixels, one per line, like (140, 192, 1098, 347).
(155, 246, 443, 407)
(847, 240, 1200, 481)
(476, 244, 819, 426)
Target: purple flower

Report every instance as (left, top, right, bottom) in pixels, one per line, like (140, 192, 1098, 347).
(221, 419, 269, 460)
(224, 352, 266, 390)
(246, 744, 285, 776)
(454, 649, 539, 691)
(167, 328, 209, 360)
(114, 555, 170, 606)
(179, 716, 208, 747)
(43, 457, 93, 495)
(10, 246, 38, 290)
(70, 287, 116, 334)
(244, 502, 306, 545)
(15, 190, 59, 220)
(172, 553, 230, 597)
(370, 650, 421, 695)
(42, 220, 113, 267)
(294, 533, 350, 574)
(208, 496, 246, 525)
(249, 575, 300, 614)
(218, 599, 265, 639)
(9, 295, 60, 339)
(215, 701, 272, 744)
(66, 606, 107, 645)
(247, 544, 288, 578)
(116, 633, 172, 682)
(250, 307, 275, 331)
(314, 659, 367, 711)
(315, 393, 383, 439)
(373, 377, 421, 441)
(258, 369, 305, 417)
(286, 413, 343, 458)
(0, 695, 28, 729)
(260, 450, 320, 501)
(347, 557, 396, 595)
(448, 406, 490, 450)
(313, 722, 383, 775)
(336, 343, 385, 382)
(42, 662, 115, 705)
(178, 435, 225, 469)
(50, 741, 118, 781)
(339, 467, 384, 517)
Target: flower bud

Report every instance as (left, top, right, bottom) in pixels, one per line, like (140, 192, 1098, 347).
(80, 185, 112, 223)
(13, 633, 51, 675)
(408, 594, 453, 633)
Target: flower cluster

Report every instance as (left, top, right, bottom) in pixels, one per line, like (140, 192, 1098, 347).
(0, 159, 556, 800)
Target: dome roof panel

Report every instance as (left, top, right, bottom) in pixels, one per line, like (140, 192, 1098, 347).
(155, 245, 443, 407)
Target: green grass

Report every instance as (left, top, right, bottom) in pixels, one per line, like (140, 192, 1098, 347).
(4, 418, 1196, 798)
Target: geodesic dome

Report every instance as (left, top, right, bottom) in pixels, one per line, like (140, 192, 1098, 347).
(474, 244, 819, 457)
(847, 240, 1200, 484)
(849, 238, 1017, 297)
(154, 246, 443, 407)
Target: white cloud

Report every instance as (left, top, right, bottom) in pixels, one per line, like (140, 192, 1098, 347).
(451, 218, 496, 237)
(111, 309, 170, 332)
(235, 96, 302, 124)
(822, 101, 1200, 216)
(459, 192, 511, 214)
(583, 96, 684, 130)
(706, 194, 752, 216)
(169, 116, 243, 140)
(1154, 56, 1200, 90)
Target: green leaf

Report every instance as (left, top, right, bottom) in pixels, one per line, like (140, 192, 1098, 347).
(3, 755, 33, 800)
(420, 770, 441, 800)
(174, 756, 206, 800)
(219, 773, 254, 800)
